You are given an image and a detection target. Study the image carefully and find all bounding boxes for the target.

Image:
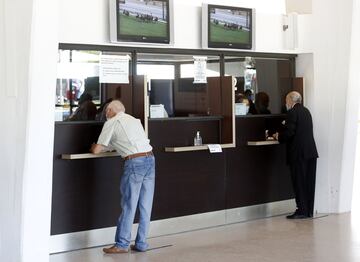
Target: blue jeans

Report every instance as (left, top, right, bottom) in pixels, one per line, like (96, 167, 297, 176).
(115, 155, 155, 251)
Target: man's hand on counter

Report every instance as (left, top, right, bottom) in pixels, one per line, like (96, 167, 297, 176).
(90, 143, 105, 154)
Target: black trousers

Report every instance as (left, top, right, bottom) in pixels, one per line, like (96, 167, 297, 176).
(289, 158, 317, 216)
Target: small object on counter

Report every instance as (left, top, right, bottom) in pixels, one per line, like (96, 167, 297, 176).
(150, 104, 168, 118)
(207, 144, 222, 153)
(194, 131, 203, 146)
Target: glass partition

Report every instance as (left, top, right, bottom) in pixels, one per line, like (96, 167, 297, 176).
(55, 50, 132, 121)
(180, 56, 220, 78)
(55, 47, 294, 120)
(225, 56, 293, 115)
(137, 53, 221, 117)
(137, 64, 175, 80)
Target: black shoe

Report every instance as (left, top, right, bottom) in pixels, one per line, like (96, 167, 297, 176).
(286, 213, 308, 219)
(286, 210, 299, 219)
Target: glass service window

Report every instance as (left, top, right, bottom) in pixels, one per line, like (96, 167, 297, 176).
(137, 53, 221, 118)
(55, 50, 132, 122)
(225, 56, 293, 115)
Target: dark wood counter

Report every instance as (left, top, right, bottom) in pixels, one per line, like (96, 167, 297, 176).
(51, 115, 293, 235)
(226, 115, 293, 209)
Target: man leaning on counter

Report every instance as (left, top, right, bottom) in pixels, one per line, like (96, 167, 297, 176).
(90, 100, 155, 254)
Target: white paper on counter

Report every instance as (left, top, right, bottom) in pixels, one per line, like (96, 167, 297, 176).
(207, 144, 222, 153)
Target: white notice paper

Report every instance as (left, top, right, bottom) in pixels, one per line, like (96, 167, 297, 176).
(207, 144, 222, 153)
(193, 56, 207, 84)
(150, 104, 168, 118)
(99, 54, 129, 84)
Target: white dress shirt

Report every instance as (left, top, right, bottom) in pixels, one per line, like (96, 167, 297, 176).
(97, 112, 152, 158)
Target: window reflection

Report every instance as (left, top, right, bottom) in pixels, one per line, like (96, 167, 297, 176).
(54, 50, 294, 120)
(180, 63, 220, 78)
(55, 50, 101, 121)
(55, 50, 131, 122)
(137, 64, 175, 80)
(225, 56, 293, 115)
(137, 54, 221, 118)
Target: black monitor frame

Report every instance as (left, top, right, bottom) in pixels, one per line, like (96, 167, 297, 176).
(207, 4, 253, 50)
(115, 0, 171, 44)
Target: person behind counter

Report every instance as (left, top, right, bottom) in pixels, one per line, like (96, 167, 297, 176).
(255, 92, 271, 114)
(90, 100, 155, 253)
(244, 89, 257, 114)
(95, 98, 113, 121)
(66, 93, 97, 121)
(273, 91, 318, 219)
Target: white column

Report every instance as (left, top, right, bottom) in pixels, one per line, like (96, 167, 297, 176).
(0, 0, 58, 261)
(338, 0, 360, 212)
(286, 0, 312, 14)
(0, 0, 34, 261)
(21, 0, 59, 261)
(302, 0, 360, 213)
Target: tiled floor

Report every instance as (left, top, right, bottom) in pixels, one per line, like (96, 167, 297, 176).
(50, 212, 360, 262)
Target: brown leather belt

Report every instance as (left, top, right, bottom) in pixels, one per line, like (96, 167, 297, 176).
(124, 151, 153, 161)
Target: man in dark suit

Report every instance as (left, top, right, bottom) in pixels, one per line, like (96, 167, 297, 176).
(273, 91, 318, 219)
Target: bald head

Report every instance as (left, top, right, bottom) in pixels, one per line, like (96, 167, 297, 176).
(285, 91, 302, 110)
(108, 100, 125, 113)
(287, 91, 302, 103)
(106, 100, 125, 119)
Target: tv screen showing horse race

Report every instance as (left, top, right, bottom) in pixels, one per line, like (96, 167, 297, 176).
(208, 5, 252, 49)
(117, 0, 169, 43)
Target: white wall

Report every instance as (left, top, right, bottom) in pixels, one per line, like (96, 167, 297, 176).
(295, 0, 360, 213)
(0, 1, 33, 261)
(58, 0, 290, 52)
(338, 0, 360, 211)
(286, 0, 312, 14)
(0, 0, 58, 262)
(296, 14, 313, 52)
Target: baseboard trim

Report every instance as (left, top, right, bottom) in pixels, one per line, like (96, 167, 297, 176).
(50, 199, 295, 254)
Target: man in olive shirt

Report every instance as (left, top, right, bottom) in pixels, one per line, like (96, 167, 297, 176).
(274, 91, 318, 219)
(91, 100, 155, 253)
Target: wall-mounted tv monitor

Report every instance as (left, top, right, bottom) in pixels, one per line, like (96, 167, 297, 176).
(109, 0, 173, 44)
(202, 4, 255, 50)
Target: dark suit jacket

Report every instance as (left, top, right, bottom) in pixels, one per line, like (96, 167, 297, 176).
(278, 103, 318, 164)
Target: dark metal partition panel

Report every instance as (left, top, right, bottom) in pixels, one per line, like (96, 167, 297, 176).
(220, 76, 234, 144)
(51, 122, 122, 235)
(148, 118, 226, 219)
(225, 116, 294, 209)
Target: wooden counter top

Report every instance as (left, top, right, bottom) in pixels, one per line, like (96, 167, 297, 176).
(247, 140, 280, 146)
(61, 152, 121, 160)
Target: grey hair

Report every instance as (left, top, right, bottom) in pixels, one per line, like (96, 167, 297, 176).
(287, 91, 302, 104)
(108, 100, 126, 113)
